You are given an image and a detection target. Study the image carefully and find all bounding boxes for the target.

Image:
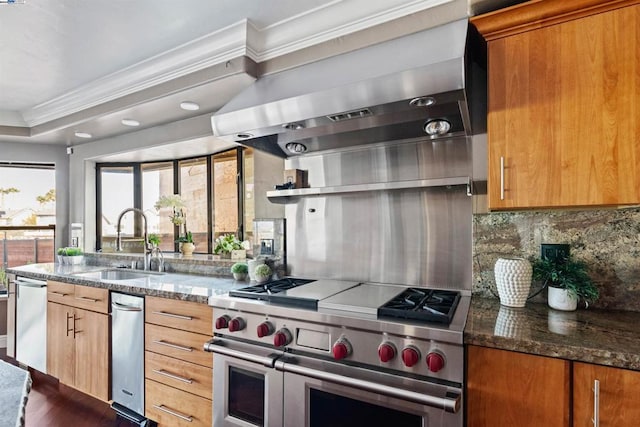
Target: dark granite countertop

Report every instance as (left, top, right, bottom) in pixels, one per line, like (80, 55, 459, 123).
(6, 263, 249, 304)
(465, 296, 640, 371)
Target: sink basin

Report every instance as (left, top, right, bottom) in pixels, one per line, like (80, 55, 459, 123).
(74, 269, 158, 281)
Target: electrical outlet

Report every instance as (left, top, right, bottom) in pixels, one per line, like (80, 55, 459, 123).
(540, 244, 570, 262)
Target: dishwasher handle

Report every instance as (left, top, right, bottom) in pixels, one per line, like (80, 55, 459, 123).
(15, 277, 47, 288)
(111, 301, 143, 312)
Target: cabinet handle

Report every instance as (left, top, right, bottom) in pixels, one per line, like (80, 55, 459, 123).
(592, 379, 600, 427)
(500, 156, 505, 200)
(152, 340, 193, 352)
(51, 291, 69, 297)
(152, 310, 193, 321)
(152, 369, 193, 384)
(73, 315, 80, 338)
(152, 404, 193, 422)
(75, 296, 99, 303)
(66, 313, 74, 337)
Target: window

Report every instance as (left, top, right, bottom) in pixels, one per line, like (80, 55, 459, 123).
(96, 148, 247, 254)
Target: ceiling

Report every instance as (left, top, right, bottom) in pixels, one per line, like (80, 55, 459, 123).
(0, 0, 520, 154)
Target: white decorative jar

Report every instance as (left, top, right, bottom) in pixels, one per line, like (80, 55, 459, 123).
(494, 257, 532, 308)
(247, 259, 265, 281)
(548, 286, 578, 311)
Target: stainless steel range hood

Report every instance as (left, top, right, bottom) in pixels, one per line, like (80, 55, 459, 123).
(211, 18, 486, 158)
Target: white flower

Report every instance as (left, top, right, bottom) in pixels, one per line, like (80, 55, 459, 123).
(154, 194, 185, 210)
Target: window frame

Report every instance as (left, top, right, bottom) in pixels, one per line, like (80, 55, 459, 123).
(95, 147, 245, 253)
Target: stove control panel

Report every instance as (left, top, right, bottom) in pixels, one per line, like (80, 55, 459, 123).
(211, 309, 463, 384)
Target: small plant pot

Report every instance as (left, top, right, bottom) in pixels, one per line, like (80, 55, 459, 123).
(180, 242, 196, 256)
(255, 275, 271, 284)
(233, 272, 247, 281)
(62, 255, 84, 265)
(548, 286, 578, 311)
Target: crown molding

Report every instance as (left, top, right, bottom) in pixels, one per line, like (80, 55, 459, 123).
(20, 0, 459, 128)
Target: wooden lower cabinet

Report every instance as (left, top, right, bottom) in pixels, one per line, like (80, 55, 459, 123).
(466, 345, 571, 427)
(573, 362, 640, 426)
(146, 379, 212, 427)
(47, 301, 110, 401)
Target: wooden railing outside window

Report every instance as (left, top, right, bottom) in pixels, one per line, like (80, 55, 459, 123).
(0, 225, 56, 268)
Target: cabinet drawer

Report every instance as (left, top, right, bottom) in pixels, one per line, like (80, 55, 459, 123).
(73, 285, 109, 314)
(47, 281, 75, 304)
(146, 379, 211, 427)
(145, 351, 212, 399)
(145, 296, 213, 335)
(145, 324, 212, 368)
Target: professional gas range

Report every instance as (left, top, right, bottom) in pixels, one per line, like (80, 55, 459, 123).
(205, 278, 469, 427)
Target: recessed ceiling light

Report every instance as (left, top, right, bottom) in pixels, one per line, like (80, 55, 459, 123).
(286, 142, 307, 154)
(423, 119, 451, 136)
(410, 96, 436, 107)
(74, 132, 92, 139)
(180, 101, 200, 111)
(121, 119, 140, 127)
(282, 122, 305, 130)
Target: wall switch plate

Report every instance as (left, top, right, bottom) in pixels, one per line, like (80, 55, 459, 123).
(541, 243, 570, 262)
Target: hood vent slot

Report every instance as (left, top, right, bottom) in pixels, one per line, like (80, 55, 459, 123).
(327, 108, 373, 122)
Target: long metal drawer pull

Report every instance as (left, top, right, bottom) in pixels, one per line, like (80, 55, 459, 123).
(152, 369, 193, 384)
(50, 291, 69, 296)
(152, 311, 193, 321)
(66, 313, 73, 337)
(592, 379, 600, 427)
(153, 340, 193, 352)
(203, 340, 276, 367)
(75, 296, 99, 303)
(112, 301, 142, 312)
(152, 404, 193, 422)
(280, 362, 460, 413)
(500, 156, 505, 200)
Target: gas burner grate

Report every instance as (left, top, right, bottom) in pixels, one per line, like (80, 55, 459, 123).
(378, 288, 461, 325)
(229, 278, 314, 302)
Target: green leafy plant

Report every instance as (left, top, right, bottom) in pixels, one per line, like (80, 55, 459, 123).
(531, 255, 599, 303)
(214, 234, 248, 254)
(0, 268, 7, 289)
(149, 233, 161, 247)
(58, 247, 83, 256)
(176, 231, 194, 244)
(254, 264, 272, 278)
(231, 262, 248, 274)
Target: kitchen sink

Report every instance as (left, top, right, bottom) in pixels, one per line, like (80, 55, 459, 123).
(73, 269, 163, 281)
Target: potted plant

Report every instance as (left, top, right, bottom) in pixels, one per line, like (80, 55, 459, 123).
(176, 231, 195, 256)
(230, 262, 248, 281)
(214, 234, 250, 259)
(57, 247, 84, 265)
(148, 233, 161, 248)
(531, 255, 599, 311)
(254, 264, 272, 284)
(0, 268, 7, 295)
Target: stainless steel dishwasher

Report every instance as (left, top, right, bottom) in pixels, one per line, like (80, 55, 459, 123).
(111, 292, 150, 425)
(15, 276, 47, 373)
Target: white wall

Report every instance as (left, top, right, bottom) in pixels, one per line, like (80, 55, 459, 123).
(0, 141, 69, 249)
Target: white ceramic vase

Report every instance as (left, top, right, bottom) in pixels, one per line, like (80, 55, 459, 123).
(248, 259, 265, 281)
(494, 257, 532, 308)
(548, 286, 578, 311)
(180, 242, 195, 256)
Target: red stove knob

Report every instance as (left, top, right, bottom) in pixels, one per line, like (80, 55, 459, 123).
(273, 328, 292, 347)
(257, 322, 274, 338)
(215, 315, 231, 330)
(426, 352, 445, 373)
(378, 343, 396, 363)
(401, 347, 420, 367)
(332, 339, 352, 361)
(228, 317, 245, 332)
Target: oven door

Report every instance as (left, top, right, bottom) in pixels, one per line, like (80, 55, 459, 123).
(207, 338, 284, 427)
(278, 353, 462, 427)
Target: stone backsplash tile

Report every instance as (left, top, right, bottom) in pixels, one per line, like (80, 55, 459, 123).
(473, 207, 640, 311)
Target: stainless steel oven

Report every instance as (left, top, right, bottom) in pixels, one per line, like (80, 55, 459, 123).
(207, 336, 461, 427)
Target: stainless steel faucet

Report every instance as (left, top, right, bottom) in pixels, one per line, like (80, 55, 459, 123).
(115, 207, 152, 271)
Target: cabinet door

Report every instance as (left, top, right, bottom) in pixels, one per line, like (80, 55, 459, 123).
(46, 302, 75, 385)
(466, 345, 570, 427)
(574, 362, 640, 426)
(74, 308, 110, 401)
(487, 4, 640, 209)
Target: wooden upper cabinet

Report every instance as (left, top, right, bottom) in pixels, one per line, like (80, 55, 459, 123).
(472, 0, 640, 209)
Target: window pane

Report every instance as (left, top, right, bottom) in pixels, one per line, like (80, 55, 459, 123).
(100, 166, 134, 251)
(243, 148, 254, 244)
(179, 157, 208, 251)
(213, 150, 238, 239)
(142, 162, 174, 252)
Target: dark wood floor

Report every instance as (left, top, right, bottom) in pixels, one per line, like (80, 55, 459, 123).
(1, 348, 137, 426)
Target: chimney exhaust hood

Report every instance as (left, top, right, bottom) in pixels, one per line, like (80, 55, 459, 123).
(211, 18, 486, 158)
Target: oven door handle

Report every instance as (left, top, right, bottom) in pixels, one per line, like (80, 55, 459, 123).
(204, 339, 277, 368)
(277, 361, 460, 414)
